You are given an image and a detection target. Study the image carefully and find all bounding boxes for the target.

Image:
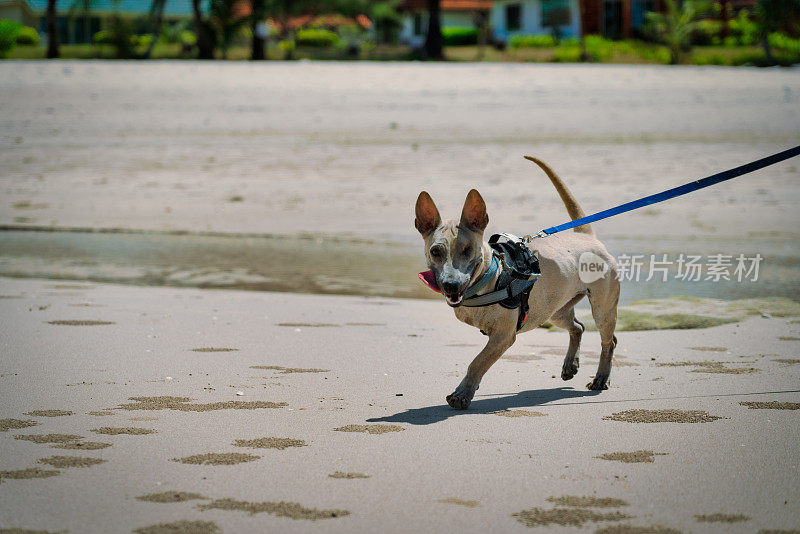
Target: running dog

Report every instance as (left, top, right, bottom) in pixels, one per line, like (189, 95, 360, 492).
(414, 157, 620, 409)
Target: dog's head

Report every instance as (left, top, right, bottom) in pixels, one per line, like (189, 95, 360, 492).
(415, 189, 488, 307)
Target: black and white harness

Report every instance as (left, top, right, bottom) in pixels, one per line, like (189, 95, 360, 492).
(458, 233, 541, 332)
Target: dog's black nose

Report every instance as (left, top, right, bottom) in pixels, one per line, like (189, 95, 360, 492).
(441, 281, 459, 295)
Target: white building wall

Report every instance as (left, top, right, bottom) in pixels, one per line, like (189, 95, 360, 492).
(491, 0, 581, 43)
(399, 10, 482, 48)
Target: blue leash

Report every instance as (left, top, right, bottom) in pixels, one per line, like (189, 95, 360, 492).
(526, 145, 800, 240)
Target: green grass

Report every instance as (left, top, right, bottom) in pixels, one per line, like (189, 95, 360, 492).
(5, 41, 796, 66)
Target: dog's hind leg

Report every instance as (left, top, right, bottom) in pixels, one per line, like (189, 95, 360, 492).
(447, 330, 516, 410)
(548, 294, 586, 381)
(586, 281, 620, 391)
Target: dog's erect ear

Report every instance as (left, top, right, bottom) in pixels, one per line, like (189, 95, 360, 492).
(415, 191, 441, 236)
(460, 189, 488, 231)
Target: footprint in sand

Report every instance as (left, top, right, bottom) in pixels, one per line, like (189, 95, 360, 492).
(603, 409, 723, 423)
(51, 441, 112, 450)
(513, 508, 632, 527)
(172, 453, 260, 466)
(333, 424, 404, 434)
(657, 361, 759, 374)
(115, 396, 286, 412)
(91, 427, 155, 435)
(493, 410, 546, 418)
(695, 513, 750, 523)
(0, 419, 38, 431)
(595, 451, 668, 463)
(14, 434, 83, 444)
(546, 496, 629, 508)
(37, 456, 105, 468)
(0, 467, 60, 481)
(329, 471, 370, 479)
(46, 320, 115, 326)
(232, 437, 306, 450)
(196, 497, 349, 520)
(23, 410, 73, 417)
(136, 491, 207, 503)
(249, 365, 328, 374)
(190, 348, 238, 352)
(133, 520, 220, 534)
(438, 498, 479, 507)
(740, 401, 800, 410)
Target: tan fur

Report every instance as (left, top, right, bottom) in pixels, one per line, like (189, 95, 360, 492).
(416, 158, 620, 410)
(524, 155, 593, 235)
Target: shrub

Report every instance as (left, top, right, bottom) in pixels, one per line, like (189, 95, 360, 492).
(728, 11, 759, 45)
(295, 28, 338, 47)
(442, 27, 477, 46)
(692, 19, 720, 45)
(180, 30, 197, 46)
(584, 34, 613, 61)
(93, 30, 112, 45)
(0, 19, 22, 57)
(769, 32, 800, 55)
(693, 52, 726, 64)
(16, 25, 39, 46)
(510, 34, 556, 48)
(552, 45, 581, 61)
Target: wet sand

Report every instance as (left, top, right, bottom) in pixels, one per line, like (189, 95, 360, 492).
(1, 276, 799, 533)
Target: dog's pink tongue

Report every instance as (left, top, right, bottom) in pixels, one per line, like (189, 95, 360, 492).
(418, 270, 441, 293)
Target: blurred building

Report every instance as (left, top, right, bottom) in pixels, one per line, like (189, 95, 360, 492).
(398, 0, 492, 48)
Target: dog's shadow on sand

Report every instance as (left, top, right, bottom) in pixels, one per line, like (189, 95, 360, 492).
(367, 387, 601, 425)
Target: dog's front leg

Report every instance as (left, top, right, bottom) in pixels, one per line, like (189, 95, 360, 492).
(447, 332, 516, 410)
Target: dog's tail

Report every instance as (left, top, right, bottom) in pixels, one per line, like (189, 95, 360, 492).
(524, 156, 593, 235)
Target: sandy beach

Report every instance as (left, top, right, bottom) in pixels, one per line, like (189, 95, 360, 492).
(1, 277, 799, 533)
(1, 61, 800, 533)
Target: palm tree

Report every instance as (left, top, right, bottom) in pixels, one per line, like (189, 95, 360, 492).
(46, 0, 59, 58)
(250, 0, 267, 59)
(424, 0, 443, 58)
(756, 0, 800, 64)
(645, 0, 708, 64)
(192, 0, 215, 58)
(209, 0, 248, 58)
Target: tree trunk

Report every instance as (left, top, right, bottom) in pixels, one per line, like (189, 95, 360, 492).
(192, 0, 214, 59)
(720, 0, 729, 39)
(143, 0, 167, 59)
(761, 33, 774, 64)
(46, 0, 59, 58)
(424, 0, 443, 59)
(475, 10, 487, 60)
(250, 0, 266, 60)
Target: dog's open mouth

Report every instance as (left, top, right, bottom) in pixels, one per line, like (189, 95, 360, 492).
(444, 292, 464, 307)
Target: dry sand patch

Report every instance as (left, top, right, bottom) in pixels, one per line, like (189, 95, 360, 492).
(0, 528, 65, 533)
(546, 496, 629, 508)
(689, 347, 728, 352)
(493, 410, 546, 418)
(740, 401, 800, 410)
(0, 419, 38, 431)
(0, 467, 60, 480)
(596, 451, 667, 463)
(173, 453, 259, 465)
(92, 427, 155, 435)
(502, 354, 544, 361)
(14, 434, 82, 444)
(233, 437, 306, 449)
(773, 358, 800, 365)
(778, 336, 800, 341)
(116, 396, 287, 412)
(513, 508, 631, 527)
(603, 410, 723, 423)
(277, 323, 340, 328)
(23, 410, 73, 417)
(46, 320, 114, 326)
(329, 471, 370, 479)
(136, 491, 207, 503)
(249, 365, 329, 374)
(190, 348, 238, 352)
(656, 361, 759, 374)
(695, 513, 750, 523)
(595, 526, 682, 534)
(132, 520, 219, 534)
(197, 497, 349, 520)
(38, 456, 105, 468)
(51, 441, 111, 450)
(87, 411, 114, 416)
(334, 424, 404, 434)
(438, 498, 479, 507)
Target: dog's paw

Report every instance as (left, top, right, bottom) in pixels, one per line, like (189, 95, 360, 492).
(586, 374, 610, 390)
(561, 358, 580, 381)
(446, 382, 477, 410)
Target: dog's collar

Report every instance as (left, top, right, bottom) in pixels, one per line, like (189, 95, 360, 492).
(463, 254, 499, 299)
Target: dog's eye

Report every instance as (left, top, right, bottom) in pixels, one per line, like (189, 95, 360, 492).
(462, 247, 472, 257)
(430, 248, 442, 259)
